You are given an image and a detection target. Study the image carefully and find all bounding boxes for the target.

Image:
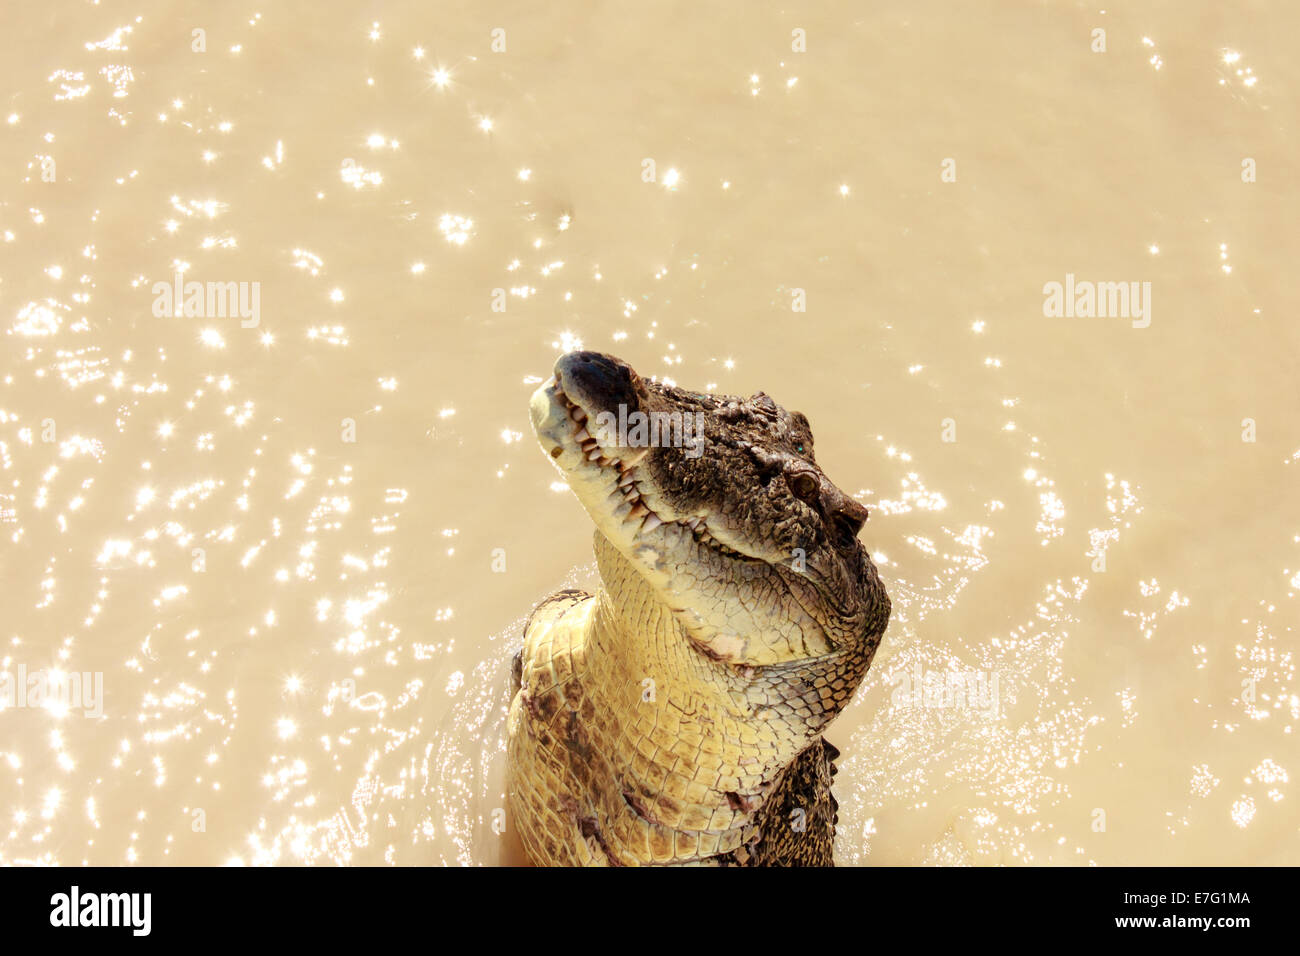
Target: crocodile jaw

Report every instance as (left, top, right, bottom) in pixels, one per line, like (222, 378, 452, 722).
(530, 351, 889, 668)
(530, 374, 783, 662)
(531, 375, 692, 571)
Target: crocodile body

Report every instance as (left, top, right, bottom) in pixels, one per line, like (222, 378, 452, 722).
(507, 352, 890, 866)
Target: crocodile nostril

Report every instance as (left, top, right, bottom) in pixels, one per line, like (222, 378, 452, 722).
(555, 351, 642, 417)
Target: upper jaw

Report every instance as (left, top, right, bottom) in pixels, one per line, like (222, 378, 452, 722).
(529, 375, 755, 560)
(530, 366, 853, 664)
(533, 376, 677, 538)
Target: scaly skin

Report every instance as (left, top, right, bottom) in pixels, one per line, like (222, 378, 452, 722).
(507, 352, 890, 866)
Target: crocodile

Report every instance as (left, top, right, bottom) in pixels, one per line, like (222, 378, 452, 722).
(506, 351, 890, 865)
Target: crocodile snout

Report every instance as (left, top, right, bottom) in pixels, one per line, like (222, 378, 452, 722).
(555, 351, 646, 419)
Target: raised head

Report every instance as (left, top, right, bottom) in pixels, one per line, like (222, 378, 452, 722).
(531, 351, 889, 669)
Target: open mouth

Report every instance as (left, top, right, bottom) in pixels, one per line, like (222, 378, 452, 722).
(543, 378, 751, 559)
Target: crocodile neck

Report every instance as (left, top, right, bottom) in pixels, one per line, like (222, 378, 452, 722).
(578, 534, 846, 837)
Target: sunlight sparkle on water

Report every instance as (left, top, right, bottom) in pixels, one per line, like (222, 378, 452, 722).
(438, 214, 474, 245)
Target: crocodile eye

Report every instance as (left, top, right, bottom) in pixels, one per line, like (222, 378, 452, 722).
(789, 472, 819, 503)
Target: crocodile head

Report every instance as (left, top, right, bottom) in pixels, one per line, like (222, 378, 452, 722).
(531, 351, 890, 669)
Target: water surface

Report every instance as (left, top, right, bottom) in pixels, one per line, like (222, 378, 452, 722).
(1, 1, 1296, 865)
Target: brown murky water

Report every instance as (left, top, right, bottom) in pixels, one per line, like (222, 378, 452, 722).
(1, 2, 1296, 865)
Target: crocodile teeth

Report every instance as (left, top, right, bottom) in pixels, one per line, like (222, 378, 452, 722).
(574, 426, 592, 443)
(587, 448, 603, 461)
(641, 513, 663, 532)
(617, 472, 635, 489)
(628, 503, 648, 519)
(570, 407, 587, 423)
